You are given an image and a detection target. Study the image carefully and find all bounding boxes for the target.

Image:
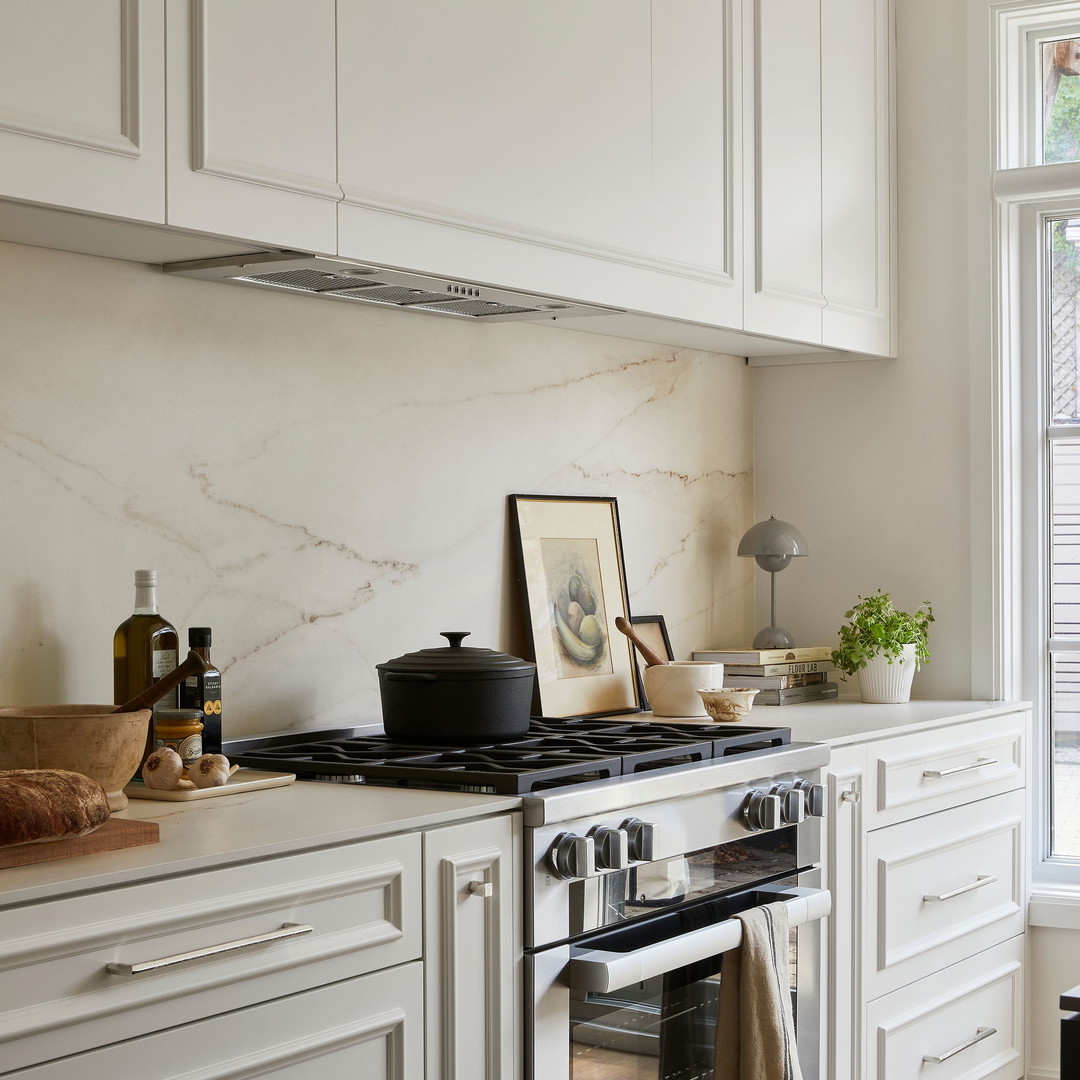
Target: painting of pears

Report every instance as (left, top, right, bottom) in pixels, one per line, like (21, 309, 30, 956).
(542, 539, 612, 678)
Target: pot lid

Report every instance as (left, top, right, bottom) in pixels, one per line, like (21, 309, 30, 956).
(376, 632, 536, 680)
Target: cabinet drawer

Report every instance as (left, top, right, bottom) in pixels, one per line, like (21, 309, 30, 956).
(865, 936, 1024, 1080)
(6, 960, 424, 1079)
(865, 790, 1024, 999)
(865, 711, 1026, 829)
(0, 832, 421, 1073)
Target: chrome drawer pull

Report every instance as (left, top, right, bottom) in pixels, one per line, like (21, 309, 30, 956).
(468, 880, 494, 898)
(105, 922, 314, 976)
(922, 1025, 997, 1063)
(922, 875, 997, 903)
(923, 757, 997, 778)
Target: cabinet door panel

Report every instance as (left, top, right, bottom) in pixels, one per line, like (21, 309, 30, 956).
(0, 0, 164, 221)
(821, 0, 892, 354)
(424, 814, 521, 1080)
(338, 2, 651, 259)
(744, 0, 825, 342)
(7, 962, 424, 1079)
(166, 0, 339, 252)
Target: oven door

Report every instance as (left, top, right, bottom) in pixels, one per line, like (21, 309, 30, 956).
(527, 878, 829, 1080)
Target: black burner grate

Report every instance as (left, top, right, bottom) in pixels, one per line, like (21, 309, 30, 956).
(232, 718, 792, 795)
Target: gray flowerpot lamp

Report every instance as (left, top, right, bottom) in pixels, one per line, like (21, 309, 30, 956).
(737, 516, 809, 649)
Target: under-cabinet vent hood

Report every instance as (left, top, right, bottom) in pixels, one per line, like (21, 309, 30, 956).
(163, 252, 622, 323)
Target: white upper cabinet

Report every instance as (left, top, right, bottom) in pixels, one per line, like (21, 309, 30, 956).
(0, 0, 165, 223)
(744, 0, 894, 356)
(743, 0, 825, 344)
(165, 0, 340, 254)
(821, 0, 893, 355)
(337, 0, 742, 328)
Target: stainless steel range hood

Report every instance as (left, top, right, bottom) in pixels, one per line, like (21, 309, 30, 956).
(163, 251, 622, 323)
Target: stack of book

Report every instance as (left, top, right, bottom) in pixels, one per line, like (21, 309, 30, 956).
(690, 646, 839, 705)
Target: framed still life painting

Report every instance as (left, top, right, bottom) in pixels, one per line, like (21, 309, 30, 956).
(509, 494, 641, 717)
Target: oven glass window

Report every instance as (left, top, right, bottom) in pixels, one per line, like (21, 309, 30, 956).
(570, 932, 797, 1079)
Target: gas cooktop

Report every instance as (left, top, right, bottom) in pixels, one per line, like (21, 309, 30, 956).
(230, 717, 792, 795)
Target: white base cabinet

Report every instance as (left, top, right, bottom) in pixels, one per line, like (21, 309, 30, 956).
(821, 707, 1029, 1080)
(0, 788, 520, 1080)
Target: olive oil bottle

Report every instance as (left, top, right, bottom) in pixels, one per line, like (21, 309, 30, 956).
(114, 569, 179, 771)
(179, 626, 222, 755)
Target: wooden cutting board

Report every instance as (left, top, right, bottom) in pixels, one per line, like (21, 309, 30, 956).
(0, 816, 160, 869)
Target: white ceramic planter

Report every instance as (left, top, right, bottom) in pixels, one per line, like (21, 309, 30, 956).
(856, 644, 918, 703)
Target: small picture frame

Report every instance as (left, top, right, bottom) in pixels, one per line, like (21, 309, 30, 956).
(630, 615, 675, 710)
(509, 494, 641, 717)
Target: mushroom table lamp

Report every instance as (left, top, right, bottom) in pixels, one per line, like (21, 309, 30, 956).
(737, 516, 809, 649)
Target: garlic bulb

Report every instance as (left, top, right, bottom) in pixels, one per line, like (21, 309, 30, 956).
(188, 754, 238, 789)
(142, 747, 184, 790)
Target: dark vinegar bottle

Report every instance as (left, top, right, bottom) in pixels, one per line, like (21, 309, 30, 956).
(180, 626, 223, 755)
(114, 569, 179, 771)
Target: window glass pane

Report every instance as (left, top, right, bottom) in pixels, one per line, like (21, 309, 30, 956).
(1053, 652, 1080, 857)
(1044, 39, 1080, 163)
(1049, 218, 1080, 425)
(1052, 442, 1080, 637)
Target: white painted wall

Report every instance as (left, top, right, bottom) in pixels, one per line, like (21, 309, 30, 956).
(753, 0, 975, 702)
(0, 239, 753, 737)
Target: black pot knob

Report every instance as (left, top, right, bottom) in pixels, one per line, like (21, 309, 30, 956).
(440, 632, 471, 649)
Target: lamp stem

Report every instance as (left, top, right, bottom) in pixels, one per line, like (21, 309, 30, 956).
(770, 570, 777, 630)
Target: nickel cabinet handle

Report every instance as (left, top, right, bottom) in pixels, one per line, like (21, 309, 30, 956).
(468, 880, 494, 898)
(923, 757, 997, 778)
(922, 1025, 997, 1063)
(923, 875, 997, 903)
(105, 922, 314, 976)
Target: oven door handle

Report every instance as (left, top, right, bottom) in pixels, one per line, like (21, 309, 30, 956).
(563, 885, 831, 994)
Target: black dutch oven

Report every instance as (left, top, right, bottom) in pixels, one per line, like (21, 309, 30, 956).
(376, 631, 536, 744)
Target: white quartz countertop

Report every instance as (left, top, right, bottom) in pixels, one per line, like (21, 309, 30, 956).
(630, 698, 1031, 747)
(0, 779, 521, 908)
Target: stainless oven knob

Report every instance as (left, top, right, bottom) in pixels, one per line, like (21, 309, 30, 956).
(770, 783, 806, 824)
(548, 832, 598, 880)
(588, 825, 629, 870)
(620, 817, 661, 862)
(793, 779, 827, 817)
(742, 790, 782, 831)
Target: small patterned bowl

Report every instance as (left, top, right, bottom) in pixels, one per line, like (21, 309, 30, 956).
(696, 688, 760, 722)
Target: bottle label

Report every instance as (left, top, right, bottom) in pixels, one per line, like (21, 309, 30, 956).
(153, 648, 179, 707)
(156, 732, 203, 768)
(179, 672, 222, 755)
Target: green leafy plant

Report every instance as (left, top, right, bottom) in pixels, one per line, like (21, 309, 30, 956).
(831, 591, 934, 678)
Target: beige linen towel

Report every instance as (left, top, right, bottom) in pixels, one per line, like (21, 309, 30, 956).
(714, 901, 802, 1080)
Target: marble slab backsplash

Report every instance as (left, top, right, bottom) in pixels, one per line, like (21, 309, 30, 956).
(0, 240, 753, 737)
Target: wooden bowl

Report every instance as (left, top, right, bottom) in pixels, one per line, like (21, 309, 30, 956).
(0, 705, 151, 811)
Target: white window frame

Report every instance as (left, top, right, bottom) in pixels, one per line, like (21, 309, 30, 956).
(984, 0, 1080, 895)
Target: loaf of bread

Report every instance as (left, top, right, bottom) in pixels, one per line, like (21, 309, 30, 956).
(0, 769, 110, 847)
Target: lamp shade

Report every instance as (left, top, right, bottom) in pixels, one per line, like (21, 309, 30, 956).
(737, 517, 809, 573)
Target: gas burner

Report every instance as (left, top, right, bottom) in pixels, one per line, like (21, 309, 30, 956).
(232, 718, 793, 795)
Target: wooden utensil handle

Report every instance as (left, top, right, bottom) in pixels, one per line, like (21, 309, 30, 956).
(113, 650, 213, 713)
(614, 617, 669, 667)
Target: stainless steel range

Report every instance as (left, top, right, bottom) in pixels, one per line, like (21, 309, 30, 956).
(231, 718, 831, 1080)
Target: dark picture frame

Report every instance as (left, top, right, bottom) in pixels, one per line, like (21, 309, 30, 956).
(629, 615, 676, 712)
(509, 494, 642, 717)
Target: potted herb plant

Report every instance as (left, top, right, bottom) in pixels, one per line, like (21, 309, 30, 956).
(831, 591, 934, 703)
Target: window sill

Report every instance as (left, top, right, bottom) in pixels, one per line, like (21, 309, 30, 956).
(1030, 888, 1080, 929)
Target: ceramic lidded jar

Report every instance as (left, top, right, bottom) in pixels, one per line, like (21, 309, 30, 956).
(376, 632, 536, 744)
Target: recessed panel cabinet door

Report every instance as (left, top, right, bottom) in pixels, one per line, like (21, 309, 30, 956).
(166, 0, 340, 253)
(0, 0, 165, 222)
(337, 2, 740, 325)
(744, 0, 826, 344)
(821, 0, 893, 355)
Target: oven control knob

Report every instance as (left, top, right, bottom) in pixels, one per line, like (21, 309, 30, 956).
(548, 832, 598, 880)
(742, 790, 783, 831)
(620, 817, 661, 862)
(793, 779, 827, 817)
(770, 783, 807, 824)
(588, 825, 629, 870)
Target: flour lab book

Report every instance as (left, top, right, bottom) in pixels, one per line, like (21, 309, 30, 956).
(692, 646, 834, 665)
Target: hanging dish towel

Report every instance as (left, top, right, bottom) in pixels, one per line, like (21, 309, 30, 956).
(714, 901, 803, 1080)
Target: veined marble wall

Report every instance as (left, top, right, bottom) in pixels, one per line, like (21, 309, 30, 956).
(0, 240, 753, 737)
